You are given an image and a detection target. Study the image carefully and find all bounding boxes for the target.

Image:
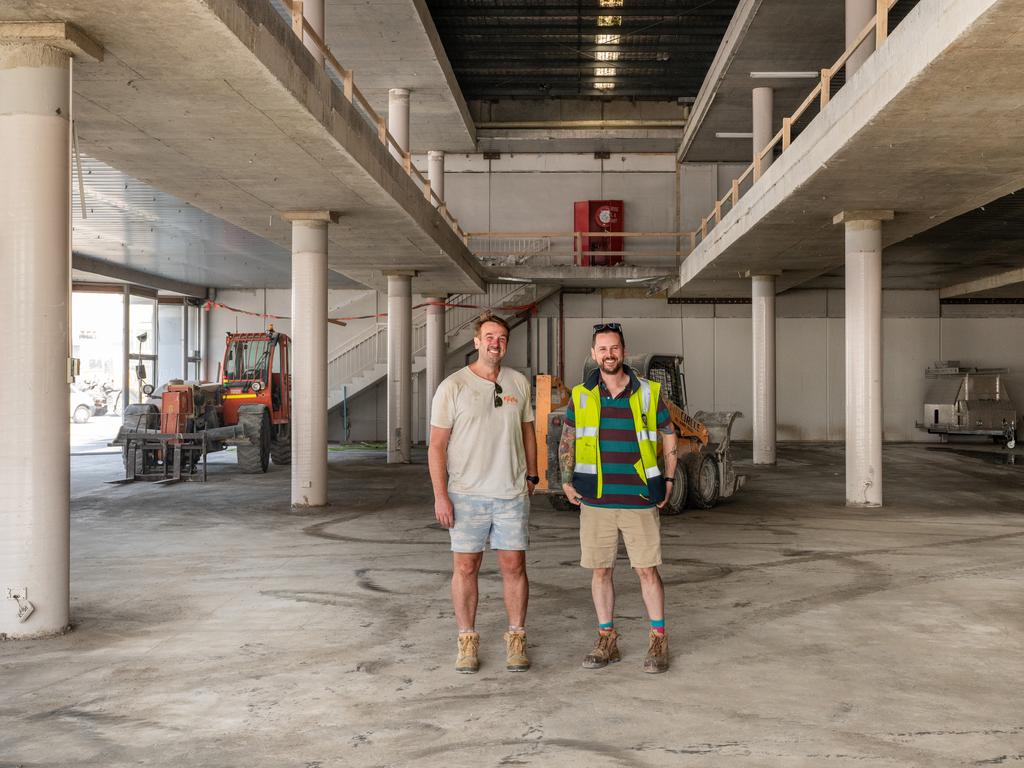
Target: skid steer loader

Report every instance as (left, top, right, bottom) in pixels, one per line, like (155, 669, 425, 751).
(534, 355, 745, 514)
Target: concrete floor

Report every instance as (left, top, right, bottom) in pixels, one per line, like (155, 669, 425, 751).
(3, 442, 1024, 767)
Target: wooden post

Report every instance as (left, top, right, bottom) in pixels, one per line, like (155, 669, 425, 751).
(403, 152, 412, 174)
(377, 117, 387, 143)
(700, 217, 708, 239)
(714, 200, 722, 224)
(690, 231, 696, 251)
(731, 179, 739, 206)
(876, 0, 888, 47)
(820, 68, 831, 109)
(782, 117, 792, 151)
(291, 0, 304, 38)
(343, 70, 354, 101)
(423, 179, 432, 201)
(753, 153, 762, 182)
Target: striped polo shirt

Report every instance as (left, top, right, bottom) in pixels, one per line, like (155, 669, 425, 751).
(565, 371, 671, 509)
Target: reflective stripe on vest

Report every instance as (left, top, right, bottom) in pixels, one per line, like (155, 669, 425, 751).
(572, 376, 662, 498)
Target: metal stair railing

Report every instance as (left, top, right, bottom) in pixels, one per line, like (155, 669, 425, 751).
(326, 282, 539, 398)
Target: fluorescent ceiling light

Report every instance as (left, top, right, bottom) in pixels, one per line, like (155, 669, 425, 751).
(715, 131, 753, 139)
(599, 0, 624, 6)
(595, 51, 621, 61)
(594, 82, 616, 90)
(496, 276, 531, 283)
(750, 71, 818, 79)
(597, 15, 622, 26)
(595, 67, 617, 77)
(595, 34, 621, 44)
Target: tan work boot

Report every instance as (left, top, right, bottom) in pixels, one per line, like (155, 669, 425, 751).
(582, 629, 621, 669)
(455, 631, 480, 674)
(643, 630, 669, 674)
(504, 629, 530, 672)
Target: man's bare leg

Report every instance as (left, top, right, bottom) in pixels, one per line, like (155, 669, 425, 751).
(496, 549, 528, 627)
(591, 566, 615, 624)
(635, 566, 664, 623)
(452, 552, 483, 629)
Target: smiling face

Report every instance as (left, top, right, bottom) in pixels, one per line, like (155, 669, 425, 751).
(474, 320, 509, 365)
(591, 331, 625, 376)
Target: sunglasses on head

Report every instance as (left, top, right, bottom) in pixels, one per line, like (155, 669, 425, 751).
(493, 382, 503, 408)
(592, 322, 624, 343)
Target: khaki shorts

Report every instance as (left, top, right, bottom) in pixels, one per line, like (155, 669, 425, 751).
(579, 503, 662, 569)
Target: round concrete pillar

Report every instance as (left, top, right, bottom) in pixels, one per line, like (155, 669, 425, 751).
(425, 297, 446, 441)
(427, 150, 445, 207)
(844, 219, 883, 507)
(0, 43, 72, 638)
(388, 88, 410, 161)
(387, 274, 413, 464)
(290, 219, 328, 507)
(846, 0, 876, 78)
(751, 275, 777, 465)
(752, 86, 774, 173)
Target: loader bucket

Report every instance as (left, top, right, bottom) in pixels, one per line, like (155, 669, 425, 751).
(693, 410, 745, 500)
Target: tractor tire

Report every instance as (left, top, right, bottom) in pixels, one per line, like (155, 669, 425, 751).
(123, 403, 159, 431)
(271, 424, 291, 466)
(237, 406, 270, 474)
(686, 452, 720, 509)
(124, 446, 145, 478)
(661, 462, 689, 516)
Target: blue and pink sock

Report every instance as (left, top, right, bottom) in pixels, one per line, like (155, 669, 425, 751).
(650, 618, 666, 635)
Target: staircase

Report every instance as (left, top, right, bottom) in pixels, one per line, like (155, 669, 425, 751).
(327, 282, 559, 409)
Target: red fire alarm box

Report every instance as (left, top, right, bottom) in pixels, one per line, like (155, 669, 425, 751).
(574, 200, 624, 266)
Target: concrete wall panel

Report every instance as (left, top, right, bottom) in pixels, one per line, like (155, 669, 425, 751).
(777, 318, 828, 440)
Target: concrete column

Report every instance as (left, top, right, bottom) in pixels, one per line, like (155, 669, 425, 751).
(425, 296, 446, 439)
(846, 0, 876, 77)
(836, 210, 892, 507)
(288, 214, 334, 507)
(0, 42, 72, 638)
(751, 275, 777, 465)
(387, 273, 413, 463)
(752, 86, 774, 173)
(388, 88, 410, 161)
(427, 150, 445, 207)
(302, 0, 325, 67)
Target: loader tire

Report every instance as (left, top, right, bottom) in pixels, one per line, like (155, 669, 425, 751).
(686, 452, 719, 509)
(271, 424, 291, 466)
(237, 406, 270, 474)
(661, 462, 689, 516)
(123, 403, 159, 431)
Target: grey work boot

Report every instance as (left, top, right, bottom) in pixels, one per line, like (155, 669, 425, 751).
(504, 629, 530, 672)
(643, 630, 669, 674)
(582, 630, 621, 669)
(455, 631, 480, 674)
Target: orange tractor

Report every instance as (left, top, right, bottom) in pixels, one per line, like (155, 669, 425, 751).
(534, 354, 745, 514)
(112, 329, 292, 482)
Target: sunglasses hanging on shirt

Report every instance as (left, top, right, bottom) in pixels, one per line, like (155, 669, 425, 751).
(493, 382, 503, 408)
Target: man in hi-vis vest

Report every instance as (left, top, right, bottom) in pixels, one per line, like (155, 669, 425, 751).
(559, 322, 677, 673)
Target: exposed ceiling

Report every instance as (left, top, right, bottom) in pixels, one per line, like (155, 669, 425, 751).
(425, 0, 741, 100)
(71, 156, 361, 290)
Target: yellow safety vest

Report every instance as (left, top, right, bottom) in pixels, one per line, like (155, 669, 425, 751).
(571, 371, 664, 503)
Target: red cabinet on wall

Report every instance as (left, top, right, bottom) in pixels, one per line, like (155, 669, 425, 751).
(573, 200, 624, 266)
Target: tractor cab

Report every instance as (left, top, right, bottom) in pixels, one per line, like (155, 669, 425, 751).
(222, 329, 291, 426)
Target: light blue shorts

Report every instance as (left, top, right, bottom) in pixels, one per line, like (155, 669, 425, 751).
(448, 492, 530, 553)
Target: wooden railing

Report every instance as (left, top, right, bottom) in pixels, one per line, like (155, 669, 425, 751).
(693, 0, 900, 247)
(280, 0, 468, 245)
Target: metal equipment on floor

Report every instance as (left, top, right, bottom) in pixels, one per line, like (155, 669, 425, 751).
(110, 328, 293, 482)
(917, 361, 1017, 448)
(534, 354, 745, 514)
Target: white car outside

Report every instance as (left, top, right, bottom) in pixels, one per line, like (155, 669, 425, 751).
(70, 386, 96, 424)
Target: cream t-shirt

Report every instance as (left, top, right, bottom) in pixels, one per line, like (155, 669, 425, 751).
(431, 365, 534, 499)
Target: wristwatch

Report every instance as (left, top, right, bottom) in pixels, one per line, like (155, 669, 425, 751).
(526, 475, 540, 484)
(665, 478, 674, 484)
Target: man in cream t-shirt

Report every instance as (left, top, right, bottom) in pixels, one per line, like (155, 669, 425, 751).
(428, 311, 538, 674)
